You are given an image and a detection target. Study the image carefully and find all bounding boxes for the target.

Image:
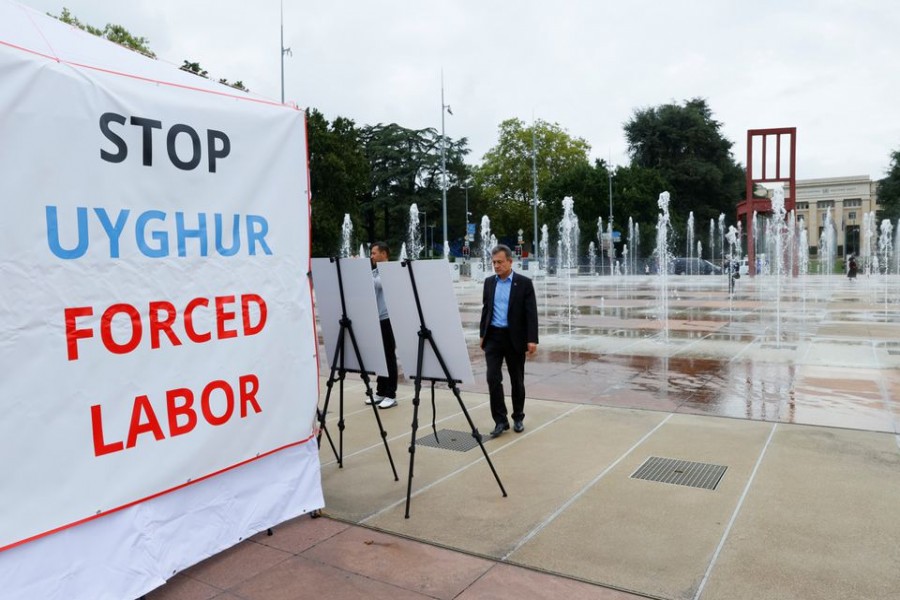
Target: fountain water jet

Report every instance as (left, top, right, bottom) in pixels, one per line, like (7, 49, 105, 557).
(558, 197, 580, 270)
(879, 219, 894, 275)
(819, 208, 836, 274)
(340, 214, 353, 258)
(408, 205, 423, 259)
(479, 215, 492, 278)
(770, 186, 787, 344)
(655, 192, 673, 344)
(862, 212, 877, 275)
(606, 220, 615, 276)
(686, 212, 695, 274)
(557, 197, 580, 333)
(718, 214, 726, 269)
(628, 217, 637, 275)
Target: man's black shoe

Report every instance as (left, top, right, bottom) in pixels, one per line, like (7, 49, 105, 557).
(513, 420, 524, 433)
(489, 422, 510, 437)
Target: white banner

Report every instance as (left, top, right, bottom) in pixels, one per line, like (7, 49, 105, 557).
(0, 0, 320, 559)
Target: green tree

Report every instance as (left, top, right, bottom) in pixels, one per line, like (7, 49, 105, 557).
(53, 8, 155, 57)
(624, 98, 744, 226)
(476, 118, 590, 242)
(877, 150, 900, 223)
(541, 161, 670, 261)
(52, 9, 247, 88)
(307, 109, 370, 257)
(541, 159, 610, 238)
(217, 78, 248, 92)
(103, 23, 155, 57)
(611, 165, 672, 259)
(181, 60, 208, 78)
(359, 123, 469, 253)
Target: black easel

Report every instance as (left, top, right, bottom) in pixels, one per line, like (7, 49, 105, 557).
(401, 259, 506, 517)
(317, 257, 398, 481)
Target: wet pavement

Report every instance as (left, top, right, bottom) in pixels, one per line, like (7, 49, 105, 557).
(149, 272, 900, 600)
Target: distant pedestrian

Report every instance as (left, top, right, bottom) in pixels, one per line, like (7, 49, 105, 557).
(369, 242, 399, 409)
(847, 255, 858, 280)
(728, 256, 740, 294)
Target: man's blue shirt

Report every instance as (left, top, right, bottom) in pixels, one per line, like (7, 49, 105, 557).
(490, 272, 513, 327)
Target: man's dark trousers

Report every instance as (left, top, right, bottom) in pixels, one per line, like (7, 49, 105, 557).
(376, 318, 398, 398)
(484, 325, 525, 426)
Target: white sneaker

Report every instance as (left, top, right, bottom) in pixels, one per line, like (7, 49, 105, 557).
(365, 395, 382, 405)
(378, 397, 398, 409)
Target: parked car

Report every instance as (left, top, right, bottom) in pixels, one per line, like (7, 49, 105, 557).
(670, 258, 723, 275)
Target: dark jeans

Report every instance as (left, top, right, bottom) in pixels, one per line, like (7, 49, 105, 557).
(483, 326, 525, 425)
(376, 318, 398, 398)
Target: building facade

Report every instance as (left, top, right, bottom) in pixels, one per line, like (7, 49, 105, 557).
(794, 175, 880, 257)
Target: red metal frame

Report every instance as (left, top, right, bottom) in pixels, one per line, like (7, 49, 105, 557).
(735, 127, 797, 275)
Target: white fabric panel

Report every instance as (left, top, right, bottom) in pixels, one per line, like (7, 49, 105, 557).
(0, 441, 323, 600)
(0, 1, 324, 597)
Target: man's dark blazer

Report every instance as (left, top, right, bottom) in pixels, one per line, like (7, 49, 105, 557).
(479, 272, 539, 352)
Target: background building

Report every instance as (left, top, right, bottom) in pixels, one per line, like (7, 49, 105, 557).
(794, 175, 879, 257)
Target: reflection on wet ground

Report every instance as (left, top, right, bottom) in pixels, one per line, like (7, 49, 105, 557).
(451, 273, 900, 434)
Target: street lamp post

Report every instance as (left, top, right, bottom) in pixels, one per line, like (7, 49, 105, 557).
(464, 178, 471, 258)
(440, 71, 452, 257)
(608, 160, 614, 274)
(532, 121, 539, 265)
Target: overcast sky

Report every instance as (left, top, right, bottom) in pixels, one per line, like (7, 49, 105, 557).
(18, 0, 900, 180)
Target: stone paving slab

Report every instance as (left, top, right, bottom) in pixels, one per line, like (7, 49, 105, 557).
(456, 562, 641, 599)
(699, 425, 900, 600)
(508, 415, 773, 600)
(299, 526, 495, 599)
(364, 405, 667, 558)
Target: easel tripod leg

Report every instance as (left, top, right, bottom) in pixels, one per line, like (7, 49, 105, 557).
(345, 321, 399, 481)
(450, 384, 507, 497)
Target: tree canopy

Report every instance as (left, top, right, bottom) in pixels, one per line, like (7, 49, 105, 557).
(52, 9, 246, 90)
(476, 118, 590, 240)
(540, 159, 610, 235)
(307, 110, 370, 257)
(877, 149, 900, 223)
(54, 8, 155, 57)
(624, 98, 744, 226)
(357, 122, 469, 254)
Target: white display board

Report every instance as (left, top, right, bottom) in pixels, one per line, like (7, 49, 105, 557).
(311, 257, 388, 376)
(378, 260, 474, 384)
(0, 3, 322, 598)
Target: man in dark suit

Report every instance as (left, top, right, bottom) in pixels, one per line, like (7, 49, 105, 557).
(480, 244, 539, 437)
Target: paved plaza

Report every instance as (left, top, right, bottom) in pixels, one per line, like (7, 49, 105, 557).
(150, 273, 900, 600)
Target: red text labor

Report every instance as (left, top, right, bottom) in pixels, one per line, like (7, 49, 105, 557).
(91, 374, 263, 456)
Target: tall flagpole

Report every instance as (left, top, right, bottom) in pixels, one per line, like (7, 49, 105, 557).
(280, 1, 284, 103)
(440, 70, 451, 256)
(280, 1, 291, 103)
(532, 114, 539, 265)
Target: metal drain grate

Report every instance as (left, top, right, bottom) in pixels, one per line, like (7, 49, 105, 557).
(416, 429, 481, 452)
(631, 457, 727, 491)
